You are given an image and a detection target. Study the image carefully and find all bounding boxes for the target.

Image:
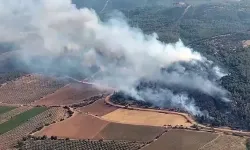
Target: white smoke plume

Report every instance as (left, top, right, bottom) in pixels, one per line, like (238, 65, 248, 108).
(0, 0, 229, 115)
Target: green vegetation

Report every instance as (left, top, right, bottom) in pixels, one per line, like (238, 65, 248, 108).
(0, 106, 16, 114)
(0, 107, 47, 134)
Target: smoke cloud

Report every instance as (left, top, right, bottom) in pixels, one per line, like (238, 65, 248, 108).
(0, 0, 230, 115)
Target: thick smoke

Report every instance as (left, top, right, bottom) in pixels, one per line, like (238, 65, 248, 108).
(0, 0, 230, 115)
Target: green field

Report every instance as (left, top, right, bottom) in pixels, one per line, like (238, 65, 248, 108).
(0, 107, 47, 134)
(0, 106, 16, 114)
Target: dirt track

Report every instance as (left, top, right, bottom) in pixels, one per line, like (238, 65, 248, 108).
(104, 94, 250, 137)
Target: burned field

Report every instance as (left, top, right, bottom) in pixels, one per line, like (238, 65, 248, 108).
(35, 82, 109, 106)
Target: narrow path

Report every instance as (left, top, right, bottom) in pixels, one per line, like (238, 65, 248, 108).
(198, 134, 221, 150)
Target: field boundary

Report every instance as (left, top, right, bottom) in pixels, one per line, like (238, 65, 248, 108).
(104, 94, 250, 137)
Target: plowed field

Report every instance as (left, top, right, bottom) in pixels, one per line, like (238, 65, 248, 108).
(142, 129, 218, 150)
(94, 123, 166, 142)
(36, 112, 110, 139)
(78, 99, 117, 116)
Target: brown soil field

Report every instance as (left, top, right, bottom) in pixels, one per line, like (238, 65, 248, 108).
(94, 122, 166, 142)
(142, 129, 218, 150)
(77, 99, 118, 116)
(0, 74, 66, 104)
(200, 134, 246, 150)
(35, 112, 110, 139)
(35, 83, 108, 106)
(0, 107, 67, 149)
(102, 109, 192, 127)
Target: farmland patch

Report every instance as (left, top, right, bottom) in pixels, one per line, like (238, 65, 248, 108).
(35, 83, 108, 106)
(78, 99, 118, 116)
(94, 122, 166, 142)
(0, 107, 47, 135)
(142, 129, 218, 150)
(35, 112, 110, 139)
(102, 109, 191, 127)
(0, 106, 16, 114)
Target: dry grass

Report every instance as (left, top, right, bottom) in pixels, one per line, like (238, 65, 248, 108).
(0, 107, 67, 149)
(35, 112, 110, 139)
(0, 74, 66, 104)
(102, 109, 191, 127)
(142, 129, 218, 150)
(94, 122, 166, 142)
(199, 134, 246, 150)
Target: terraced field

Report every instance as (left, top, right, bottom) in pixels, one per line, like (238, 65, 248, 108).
(0, 74, 66, 104)
(0, 107, 67, 149)
(19, 139, 142, 150)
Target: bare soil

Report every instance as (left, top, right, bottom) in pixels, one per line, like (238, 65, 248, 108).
(78, 99, 118, 116)
(35, 83, 107, 106)
(102, 108, 192, 127)
(94, 122, 166, 142)
(200, 134, 246, 150)
(142, 129, 218, 150)
(36, 112, 110, 139)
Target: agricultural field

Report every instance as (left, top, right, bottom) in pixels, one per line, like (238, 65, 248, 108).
(0, 74, 67, 104)
(0, 106, 33, 124)
(199, 134, 246, 150)
(0, 106, 16, 114)
(0, 107, 68, 149)
(94, 123, 166, 142)
(77, 99, 118, 116)
(35, 83, 109, 106)
(142, 129, 218, 150)
(102, 108, 192, 127)
(19, 138, 142, 150)
(0, 107, 47, 134)
(35, 112, 110, 139)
